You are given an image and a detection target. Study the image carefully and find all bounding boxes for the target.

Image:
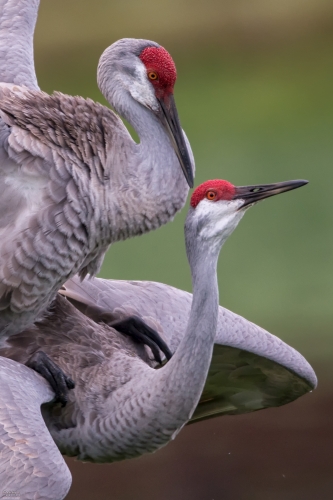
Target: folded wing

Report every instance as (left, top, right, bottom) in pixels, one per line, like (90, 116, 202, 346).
(0, 87, 119, 338)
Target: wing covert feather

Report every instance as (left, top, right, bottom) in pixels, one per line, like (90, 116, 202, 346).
(0, 356, 71, 499)
(0, 86, 125, 335)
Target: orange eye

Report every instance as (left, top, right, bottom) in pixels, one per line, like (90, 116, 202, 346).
(206, 190, 217, 201)
(148, 71, 158, 80)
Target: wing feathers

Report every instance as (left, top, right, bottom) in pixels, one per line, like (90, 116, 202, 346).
(0, 87, 118, 163)
(0, 86, 120, 333)
(0, 356, 71, 499)
(61, 276, 317, 422)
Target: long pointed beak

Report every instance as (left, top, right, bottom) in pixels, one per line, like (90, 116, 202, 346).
(233, 179, 308, 209)
(157, 94, 194, 188)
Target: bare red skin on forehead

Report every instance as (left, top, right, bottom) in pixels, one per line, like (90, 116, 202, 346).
(139, 46, 177, 98)
(191, 180, 236, 208)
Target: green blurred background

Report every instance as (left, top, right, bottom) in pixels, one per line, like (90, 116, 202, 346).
(33, 0, 333, 498)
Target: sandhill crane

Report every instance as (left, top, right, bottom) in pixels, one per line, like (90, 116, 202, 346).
(0, 0, 194, 339)
(0, 179, 316, 499)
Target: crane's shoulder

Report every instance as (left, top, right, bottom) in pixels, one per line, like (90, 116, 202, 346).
(0, 85, 124, 163)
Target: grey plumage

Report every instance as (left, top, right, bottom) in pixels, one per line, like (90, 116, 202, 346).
(0, 1, 194, 338)
(0, 357, 71, 499)
(61, 275, 317, 421)
(0, 0, 39, 89)
(0, 281, 315, 492)
(0, 179, 316, 460)
(0, 2, 316, 497)
(0, 179, 316, 497)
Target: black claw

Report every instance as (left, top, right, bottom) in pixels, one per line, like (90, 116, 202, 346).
(26, 351, 75, 407)
(64, 296, 173, 366)
(107, 316, 173, 365)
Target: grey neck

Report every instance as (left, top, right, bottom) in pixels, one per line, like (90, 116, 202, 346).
(156, 219, 220, 421)
(164, 204, 248, 420)
(100, 86, 190, 241)
(94, 213, 220, 459)
(0, 0, 40, 89)
(49, 212, 221, 462)
(126, 96, 187, 185)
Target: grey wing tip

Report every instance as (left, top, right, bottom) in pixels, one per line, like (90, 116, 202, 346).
(190, 309, 318, 423)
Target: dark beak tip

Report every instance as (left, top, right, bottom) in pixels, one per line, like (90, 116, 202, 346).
(290, 179, 309, 191)
(158, 95, 194, 189)
(180, 161, 194, 188)
(235, 178, 310, 208)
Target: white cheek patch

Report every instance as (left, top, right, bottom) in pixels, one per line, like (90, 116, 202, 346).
(195, 199, 246, 242)
(127, 63, 159, 112)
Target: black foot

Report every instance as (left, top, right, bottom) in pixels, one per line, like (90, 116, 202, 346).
(109, 316, 172, 365)
(26, 351, 75, 407)
(62, 295, 173, 365)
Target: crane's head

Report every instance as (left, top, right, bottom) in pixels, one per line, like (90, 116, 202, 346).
(98, 38, 194, 187)
(186, 179, 308, 250)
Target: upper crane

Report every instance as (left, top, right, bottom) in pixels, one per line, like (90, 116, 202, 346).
(0, 0, 194, 339)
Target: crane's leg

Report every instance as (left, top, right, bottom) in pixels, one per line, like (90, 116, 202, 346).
(26, 350, 75, 406)
(109, 316, 172, 364)
(64, 296, 173, 365)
